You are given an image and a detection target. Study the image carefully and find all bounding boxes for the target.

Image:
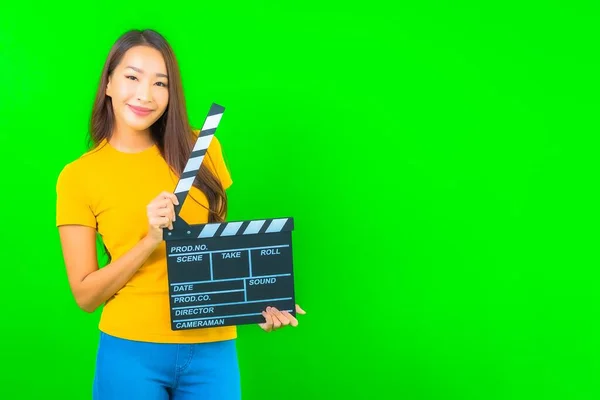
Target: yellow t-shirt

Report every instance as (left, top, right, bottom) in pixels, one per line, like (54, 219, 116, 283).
(55, 134, 236, 344)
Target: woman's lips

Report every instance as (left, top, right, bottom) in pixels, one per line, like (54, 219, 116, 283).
(128, 104, 154, 116)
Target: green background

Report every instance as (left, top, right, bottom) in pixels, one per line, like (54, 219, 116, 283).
(1, 1, 599, 399)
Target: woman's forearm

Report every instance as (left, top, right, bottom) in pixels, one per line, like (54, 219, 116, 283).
(75, 236, 160, 312)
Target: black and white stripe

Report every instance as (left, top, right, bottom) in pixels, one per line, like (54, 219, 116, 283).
(174, 103, 225, 207)
(198, 218, 294, 238)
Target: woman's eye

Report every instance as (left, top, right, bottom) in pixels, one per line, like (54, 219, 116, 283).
(125, 75, 137, 81)
(156, 82, 168, 87)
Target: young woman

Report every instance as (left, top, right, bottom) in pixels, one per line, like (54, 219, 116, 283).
(56, 29, 305, 400)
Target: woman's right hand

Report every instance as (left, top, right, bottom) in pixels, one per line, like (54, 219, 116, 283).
(145, 191, 180, 245)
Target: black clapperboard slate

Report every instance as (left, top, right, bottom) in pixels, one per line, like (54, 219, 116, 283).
(163, 103, 296, 331)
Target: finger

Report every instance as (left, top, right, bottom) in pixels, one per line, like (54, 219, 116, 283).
(157, 198, 172, 209)
(148, 199, 169, 212)
(295, 304, 307, 314)
(155, 208, 173, 219)
(150, 216, 170, 225)
(269, 307, 290, 326)
(160, 198, 178, 222)
(282, 311, 298, 327)
(163, 208, 176, 225)
(153, 193, 175, 208)
(162, 191, 180, 205)
(156, 201, 177, 221)
(159, 216, 171, 229)
(158, 211, 173, 229)
(267, 307, 282, 330)
(151, 216, 171, 229)
(260, 311, 273, 332)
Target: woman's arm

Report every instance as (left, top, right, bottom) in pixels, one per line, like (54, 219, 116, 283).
(58, 191, 178, 313)
(58, 225, 160, 313)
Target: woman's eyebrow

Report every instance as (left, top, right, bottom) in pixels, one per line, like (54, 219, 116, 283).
(125, 65, 168, 78)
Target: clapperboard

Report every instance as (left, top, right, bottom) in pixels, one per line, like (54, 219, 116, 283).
(163, 103, 296, 331)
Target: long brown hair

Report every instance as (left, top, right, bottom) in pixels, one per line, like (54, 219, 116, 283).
(88, 29, 228, 262)
(89, 29, 227, 219)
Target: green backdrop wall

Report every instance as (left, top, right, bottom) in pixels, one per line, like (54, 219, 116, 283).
(1, 1, 598, 399)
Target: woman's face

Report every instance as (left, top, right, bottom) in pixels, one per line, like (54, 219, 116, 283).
(106, 45, 169, 133)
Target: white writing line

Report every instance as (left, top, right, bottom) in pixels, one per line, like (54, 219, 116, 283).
(173, 310, 294, 323)
(248, 249, 253, 277)
(170, 273, 291, 287)
(171, 289, 244, 298)
(173, 297, 293, 310)
(169, 244, 289, 257)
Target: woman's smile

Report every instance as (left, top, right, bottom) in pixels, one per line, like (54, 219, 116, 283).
(127, 104, 154, 116)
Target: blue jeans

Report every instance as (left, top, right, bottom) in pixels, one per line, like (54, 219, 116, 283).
(92, 332, 241, 400)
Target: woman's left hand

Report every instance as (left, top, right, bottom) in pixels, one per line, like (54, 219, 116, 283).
(259, 304, 306, 332)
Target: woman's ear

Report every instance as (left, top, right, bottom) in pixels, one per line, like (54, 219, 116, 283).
(105, 75, 112, 97)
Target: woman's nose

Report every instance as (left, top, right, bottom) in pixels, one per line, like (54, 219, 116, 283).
(136, 84, 152, 102)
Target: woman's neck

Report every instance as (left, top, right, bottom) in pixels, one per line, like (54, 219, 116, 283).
(109, 125, 155, 154)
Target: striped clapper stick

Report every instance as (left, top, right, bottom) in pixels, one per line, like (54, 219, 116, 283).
(163, 103, 296, 331)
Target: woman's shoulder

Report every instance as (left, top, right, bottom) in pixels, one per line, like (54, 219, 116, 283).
(57, 140, 110, 183)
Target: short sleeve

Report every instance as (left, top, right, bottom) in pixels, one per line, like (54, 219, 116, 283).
(206, 135, 233, 190)
(55, 163, 97, 228)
